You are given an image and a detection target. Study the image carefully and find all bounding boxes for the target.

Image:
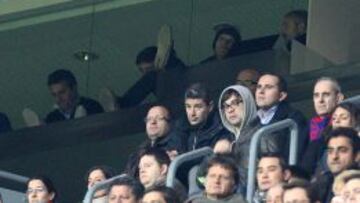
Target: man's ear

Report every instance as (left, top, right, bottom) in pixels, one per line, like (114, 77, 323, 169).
(284, 169, 291, 181)
(49, 192, 55, 200)
(160, 164, 168, 176)
(336, 92, 344, 103)
(279, 91, 288, 102)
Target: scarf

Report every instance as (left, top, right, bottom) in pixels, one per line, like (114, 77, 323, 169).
(310, 115, 331, 141)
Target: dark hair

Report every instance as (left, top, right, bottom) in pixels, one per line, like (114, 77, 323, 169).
(287, 165, 310, 181)
(144, 185, 181, 203)
(47, 69, 77, 89)
(220, 88, 241, 108)
(326, 127, 360, 155)
(284, 10, 308, 28)
(85, 165, 116, 183)
(205, 154, 239, 186)
(135, 46, 157, 65)
(27, 175, 57, 201)
(258, 152, 288, 171)
(139, 148, 171, 167)
(184, 83, 212, 105)
(283, 179, 319, 203)
(109, 176, 145, 200)
(260, 73, 288, 93)
(335, 103, 360, 128)
(212, 26, 242, 57)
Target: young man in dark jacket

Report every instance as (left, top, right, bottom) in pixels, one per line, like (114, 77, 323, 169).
(311, 128, 359, 203)
(174, 83, 233, 153)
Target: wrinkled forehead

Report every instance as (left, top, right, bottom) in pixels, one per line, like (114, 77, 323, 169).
(314, 80, 338, 93)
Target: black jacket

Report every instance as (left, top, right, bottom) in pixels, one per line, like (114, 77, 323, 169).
(174, 111, 233, 153)
(312, 171, 334, 203)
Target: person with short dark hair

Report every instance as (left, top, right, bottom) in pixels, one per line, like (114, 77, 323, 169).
(312, 127, 359, 203)
(254, 153, 290, 203)
(107, 176, 144, 203)
(45, 69, 103, 123)
(138, 148, 186, 201)
(174, 83, 232, 153)
(142, 185, 181, 203)
(189, 155, 246, 203)
(283, 180, 320, 203)
(26, 175, 57, 203)
(85, 165, 116, 203)
(200, 25, 242, 64)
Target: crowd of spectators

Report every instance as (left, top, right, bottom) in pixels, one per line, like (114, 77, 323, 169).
(0, 8, 358, 203)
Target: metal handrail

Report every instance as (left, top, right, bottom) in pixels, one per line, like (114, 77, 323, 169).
(342, 95, 360, 106)
(166, 147, 213, 188)
(0, 170, 29, 184)
(83, 174, 127, 203)
(246, 119, 298, 202)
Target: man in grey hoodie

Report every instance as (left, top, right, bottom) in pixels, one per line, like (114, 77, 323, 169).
(226, 73, 307, 185)
(215, 85, 257, 154)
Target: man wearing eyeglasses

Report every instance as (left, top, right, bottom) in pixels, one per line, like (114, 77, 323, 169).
(124, 105, 179, 177)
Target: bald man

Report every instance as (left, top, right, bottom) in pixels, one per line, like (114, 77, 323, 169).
(236, 68, 260, 95)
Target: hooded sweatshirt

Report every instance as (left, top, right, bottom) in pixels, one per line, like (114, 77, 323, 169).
(218, 85, 257, 141)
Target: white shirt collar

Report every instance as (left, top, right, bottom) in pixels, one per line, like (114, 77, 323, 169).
(257, 105, 278, 125)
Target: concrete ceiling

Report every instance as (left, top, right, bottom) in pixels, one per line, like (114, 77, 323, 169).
(0, 0, 307, 128)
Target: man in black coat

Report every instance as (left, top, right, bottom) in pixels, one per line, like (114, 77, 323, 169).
(311, 128, 359, 203)
(174, 83, 233, 153)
